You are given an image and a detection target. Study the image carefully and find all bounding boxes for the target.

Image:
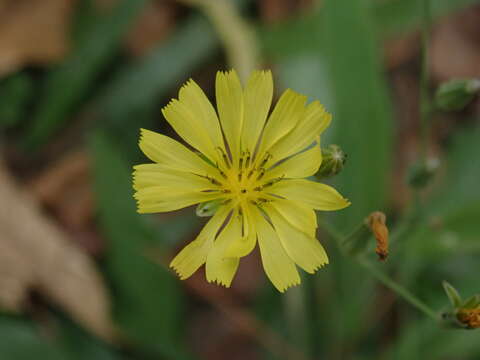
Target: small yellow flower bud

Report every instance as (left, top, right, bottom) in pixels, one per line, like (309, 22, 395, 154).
(435, 78, 480, 111)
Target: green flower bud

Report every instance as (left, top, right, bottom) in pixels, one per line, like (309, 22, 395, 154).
(317, 144, 346, 179)
(435, 78, 480, 111)
(407, 158, 439, 189)
(443, 281, 462, 308)
(195, 199, 222, 217)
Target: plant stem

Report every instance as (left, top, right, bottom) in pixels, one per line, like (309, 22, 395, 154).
(177, 0, 258, 82)
(419, 0, 432, 162)
(321, 220, 439, 322)
(356, 258, 438, 321)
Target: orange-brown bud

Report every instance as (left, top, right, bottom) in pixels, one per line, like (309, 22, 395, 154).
(457, 307, 480, 329)
(366, 212, 389, 261)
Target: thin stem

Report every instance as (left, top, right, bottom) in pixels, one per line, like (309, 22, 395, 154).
(177, 0, 258, 82)
(357, 257, 438, 321)
(321, 221, 439, 322)
(419, 0, 432, 162)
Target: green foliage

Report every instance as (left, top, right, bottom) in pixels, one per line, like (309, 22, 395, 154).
(3, 0, 480, 358)
(0, 317, 65, 360)
(435, 79, 480, 111)
(321, 0, 393, 231)
(25, 0, 148, 149)
(259, 0, 480, 59)
(89, 130, 189, 359)
(0, 73, 33, 128)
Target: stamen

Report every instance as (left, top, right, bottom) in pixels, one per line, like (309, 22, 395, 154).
(245, 151, 251, 168)
(216, 147, 231, 169)
(256, 168, 265, 180)
(207, 176, 221, 186)
(260, 152, 272, 168)
(263, 175, 285, 188)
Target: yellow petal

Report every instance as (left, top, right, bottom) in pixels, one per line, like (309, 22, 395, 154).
(257, 89, 307, 161)
(265, 205, 328, 274)
(205, 214, 241, 287)
(224, 204, 257, 257)
(252, 206, 300, 292)
(269, 101, 331, 161)
(162, 93, 218, 162)
(134, 187, 221, 213)
(132, 164, 214, 191)
(269, 179, 350, 211)
(216, 70, 244, 162)
(264, 143, 322, 181)
(241, 70, 273, 153)
(139, 129, 218, 177)
(178, 79, 225, 151)
(170, 206, 230, 279)
(269, 199, 317, 238)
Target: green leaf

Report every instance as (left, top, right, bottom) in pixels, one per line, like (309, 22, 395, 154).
(89, 130, 189, 358)
(461, 295, 480, 309)
(321, 0, 393, 231)
(97, 15, 217, 122)
(0, 73, 33, 128)
(25, 0, 148, 149)
(259, 0, 480, 59)
(0, 317, 65, 360)
(374, 0, 480, 38)
(442, 281, 462, 307)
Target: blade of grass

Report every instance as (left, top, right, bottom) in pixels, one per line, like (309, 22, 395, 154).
(25, 0, 148, 149)
(89, 130, 191, 359)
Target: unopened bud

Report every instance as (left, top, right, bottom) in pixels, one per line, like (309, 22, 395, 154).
(443, 281, 462, 308)
(366, 212, 389, 261)
(441, 281, 480, 329)
(457, 307, 480, 329)
(407, 158, 440, 189)
(435, 78, 480, 111)
(196, 200, 222, 217)
(317, 145, 346, 179)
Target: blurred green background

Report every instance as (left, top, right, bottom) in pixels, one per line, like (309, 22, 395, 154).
(0, 0, 479, 359)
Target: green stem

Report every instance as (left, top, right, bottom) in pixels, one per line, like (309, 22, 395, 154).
(177, 0, 258, 82)
(356, 258, 438, 321)
(419, 0, 432, 162)
(321, 221, 438, 322)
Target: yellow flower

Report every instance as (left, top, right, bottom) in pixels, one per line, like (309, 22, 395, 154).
(133, 70, 350, 292)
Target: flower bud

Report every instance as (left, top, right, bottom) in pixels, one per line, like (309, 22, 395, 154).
(441, 281, 480, 329)
(366, 211, 389, 261)
(407, 158, 439, 189)
(342, 211, 389, 260)
(317, 144, 346, 179)
(196, 199, 222, 217)
(457, 307, 480, 329)
(435, 78, 480, 111)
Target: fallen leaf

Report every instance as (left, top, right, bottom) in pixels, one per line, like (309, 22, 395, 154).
(0, 0, 77, 77)
(431, 5, 480, 82)
(124, 0, 178, 57)
(0, 158, 114, 341)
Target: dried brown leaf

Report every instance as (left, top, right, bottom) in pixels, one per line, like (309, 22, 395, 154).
(0, 159, 114, 341)
(431, 6, 480, 82)
(0, 0, 76, 76)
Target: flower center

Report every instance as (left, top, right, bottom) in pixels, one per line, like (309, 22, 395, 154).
(214, 149, 280, 207)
